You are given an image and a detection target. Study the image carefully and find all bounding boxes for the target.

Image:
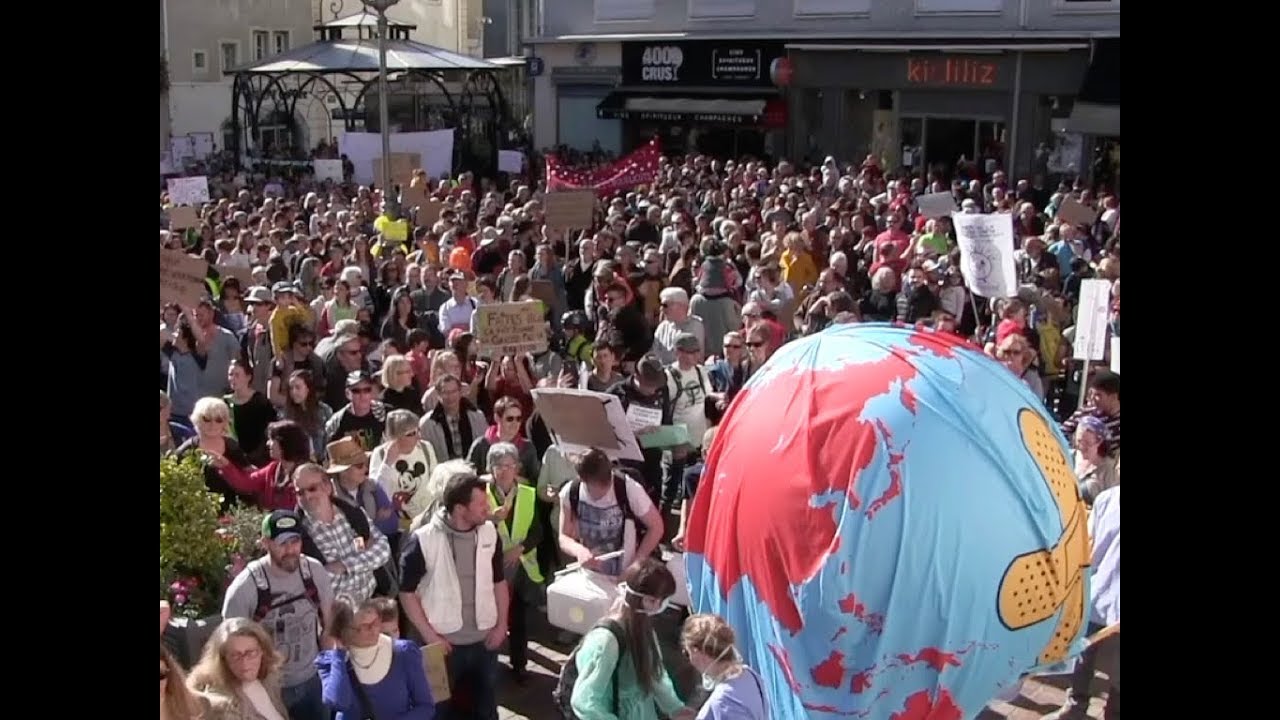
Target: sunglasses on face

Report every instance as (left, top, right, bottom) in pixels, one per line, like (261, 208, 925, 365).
(503, 415, 523, 423)
(746, 341, 764, 348)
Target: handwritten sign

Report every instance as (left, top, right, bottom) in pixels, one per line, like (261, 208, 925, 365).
(160, 249, 209, 309)
(1072, 279, 1112, 362)
(951, 212, 1017, 298)
(420, 643, 451, 702)
(314, 159, 344, 183)
(917, 191, 957, 219)
(1057, 196, 1099, 227)
(543, 190, 597, 230)
(373, 152, 421, 188)
(474, 302, 547, 355)
(169, 206, 199, 230)
(531, 387, 644, 463)
(167, 176, 210, 206)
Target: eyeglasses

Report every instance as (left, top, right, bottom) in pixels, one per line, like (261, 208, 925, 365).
(226, 647, 263, 663)
(745, 341, 764, 348)
(201, 416, 228, 424)
(503, 415, 523, 423)
(400, 429, 420, 438)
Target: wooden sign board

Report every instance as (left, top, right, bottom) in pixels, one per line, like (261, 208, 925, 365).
(373, 152, 422, 189)
(543, 190, 596, 230)
(214, 264, 254, 290)
(473, 301, 547, 355)
(530, 279, 557, 307)
(160, 249, 210, 309)
(420, 643, 451, 702)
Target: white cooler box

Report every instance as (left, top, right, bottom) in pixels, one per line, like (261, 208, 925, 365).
(547, 567, 621, 635)
(665, 551, 689, 607)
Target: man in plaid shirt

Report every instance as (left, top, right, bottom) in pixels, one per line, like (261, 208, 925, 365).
(292, 463, 392, 604)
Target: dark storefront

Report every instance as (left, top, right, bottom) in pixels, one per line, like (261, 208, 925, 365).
(598, 40, 789, 157)
(789, 45, 1093, 182)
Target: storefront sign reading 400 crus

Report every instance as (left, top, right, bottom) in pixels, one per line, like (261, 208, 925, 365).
(640, 46, 685, 82)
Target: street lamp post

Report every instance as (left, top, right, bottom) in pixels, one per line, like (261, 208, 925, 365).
(362, 0, 400, 199)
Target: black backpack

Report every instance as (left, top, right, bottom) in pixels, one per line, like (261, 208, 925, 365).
(553, 619, 626, 719)
(250, 559, 321, 623)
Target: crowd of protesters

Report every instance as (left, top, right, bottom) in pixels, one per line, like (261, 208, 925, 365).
(160, 144, 1119, 720)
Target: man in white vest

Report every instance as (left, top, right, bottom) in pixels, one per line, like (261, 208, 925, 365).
(399, 460, 508, 720)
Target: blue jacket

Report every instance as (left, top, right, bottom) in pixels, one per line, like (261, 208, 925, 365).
(316, 640, 435, 720)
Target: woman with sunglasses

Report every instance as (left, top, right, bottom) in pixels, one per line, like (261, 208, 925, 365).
(569, 559, 695, 720)
(466, 395, 541, 479)
(187, 618, 289, 720)
(172, 396, 256, 510)
(316, 598, 434, 720)
(162, 643, 209, 720)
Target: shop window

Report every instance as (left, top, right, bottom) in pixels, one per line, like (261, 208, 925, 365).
(795, 0, 871, 16)
(1055, 0, 1120, 10)
(916, 0, 1003, 13)
(596, 0, 655, 21)
(689, 0, 757, 19)
(557, 94, 621, 155)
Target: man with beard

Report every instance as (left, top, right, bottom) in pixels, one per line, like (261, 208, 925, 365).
(223, 509, 336, 720)
(895, 263, 940, 324)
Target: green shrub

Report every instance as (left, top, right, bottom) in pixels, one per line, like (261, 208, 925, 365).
(159, 455, 226, 618)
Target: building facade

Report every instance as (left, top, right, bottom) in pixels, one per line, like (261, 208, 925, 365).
(523, 0, 1119, 181)
(162, 0, 315, 153)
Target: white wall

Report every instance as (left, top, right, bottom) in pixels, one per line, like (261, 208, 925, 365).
(169, 82, 233, 140)
(530, 41, 620, 150)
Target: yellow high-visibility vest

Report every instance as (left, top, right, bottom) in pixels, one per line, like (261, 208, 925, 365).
(486, 481, 544, 584)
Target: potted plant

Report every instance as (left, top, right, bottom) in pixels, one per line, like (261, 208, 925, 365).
(160, 455, 227, 667)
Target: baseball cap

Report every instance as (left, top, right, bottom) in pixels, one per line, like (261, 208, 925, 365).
(346, 370, 376, 389)
(262, 510, 303, 542)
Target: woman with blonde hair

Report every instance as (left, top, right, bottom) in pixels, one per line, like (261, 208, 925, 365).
(379, 354, 423, 415)
(172, 396, 256, 510)
(680, 614, 768, 719)
(187, 618, 288, 720)
(995, 333, 1045, 401)
(162, 643, 209, 720)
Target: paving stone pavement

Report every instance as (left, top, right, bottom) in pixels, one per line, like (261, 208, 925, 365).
(490, 615, 1109, 720)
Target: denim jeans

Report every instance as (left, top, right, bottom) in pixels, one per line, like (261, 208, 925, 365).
(282, 672, 326, 720)
(439, 641, 499, 720)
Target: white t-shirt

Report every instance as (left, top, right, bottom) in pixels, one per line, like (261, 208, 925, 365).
(666, 364, 711, 448)
(558, 475, 654, 576)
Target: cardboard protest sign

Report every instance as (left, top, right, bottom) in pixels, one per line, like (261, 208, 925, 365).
(160, 249, 209, 309)
(530, 279, 557, 307)
(421, 643, 451, 702)
(952, 212, 1017, 298)
(169, 206, 199, 230)
(543, 190, 596, 230)
(473, 302, 547, 355)
(214, 264, 254, 290)
(1058, 197, 1099, 227)
(373, 153, 421, 188)
(531, 387, 644, 462)
(167, 176, 210, 206)
(402, 185, 429, 215)
(917, 191, 957, 219)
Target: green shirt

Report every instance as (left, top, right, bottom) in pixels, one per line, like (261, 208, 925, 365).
(571, 625, 685, 720)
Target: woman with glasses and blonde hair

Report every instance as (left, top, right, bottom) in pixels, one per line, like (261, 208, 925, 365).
(315, 598, 435, 720)
(187, 618, 289, 720)
(173, 396, 256, 510)
(680, 614, 768, 719)
(379, 354, 423, 415)
(994, 333, 1045, 402)
(162, 643, 209, 720)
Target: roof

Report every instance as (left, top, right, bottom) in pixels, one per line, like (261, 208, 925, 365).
(319, 10, 416, 30)
(228, 39, 497, 74)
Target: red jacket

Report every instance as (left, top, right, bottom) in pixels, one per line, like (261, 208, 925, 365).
(225, 460, 297, 511)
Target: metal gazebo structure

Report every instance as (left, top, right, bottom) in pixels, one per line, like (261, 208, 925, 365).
(225, 10, 516, 178)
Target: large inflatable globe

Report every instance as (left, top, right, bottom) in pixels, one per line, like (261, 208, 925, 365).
(685, 323, 1090, 719)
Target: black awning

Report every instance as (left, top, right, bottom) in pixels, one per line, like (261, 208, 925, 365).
(1064, 39, 1120, 135)
(595, 91, 772, 125)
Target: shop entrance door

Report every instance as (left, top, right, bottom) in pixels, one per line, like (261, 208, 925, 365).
(901, 116, 1006, 182)
(923, 118, 976, 181)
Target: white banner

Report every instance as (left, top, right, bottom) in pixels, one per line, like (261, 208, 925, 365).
(917, 191, 956, 219)
(166, 176, 210, 206)
(339, 130, 455, 186)
(1073, 278, 1112, 362)
(314, 159, 344, 183)
(498, 149, 524, 173)
(189, 132, 215, 159)
(951, 212, 1017, 298)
